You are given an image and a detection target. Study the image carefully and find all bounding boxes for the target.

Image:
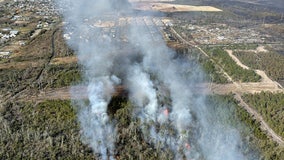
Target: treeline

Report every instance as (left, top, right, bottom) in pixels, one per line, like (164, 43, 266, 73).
(209, 95, 284, 160)
(203, 47, 261, 82)
(233, 50, 284, 82)
(242, 92, 284, 138)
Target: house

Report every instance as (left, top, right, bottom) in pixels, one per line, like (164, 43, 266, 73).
(2, 34, 10, 39)
(18, 41, 26, 46)
(14, 20, 28, 27)
(10, 30, 19, 35)
(0, 51, 11, 58)
(9, 30, 19, 38)
(1, 28, 12, 34)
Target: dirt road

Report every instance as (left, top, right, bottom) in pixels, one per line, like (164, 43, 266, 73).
(234, 94, 284, 146)
(226, 50, 249, 70)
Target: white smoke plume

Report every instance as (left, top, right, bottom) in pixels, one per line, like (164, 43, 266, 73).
(56, 0, 248, 159)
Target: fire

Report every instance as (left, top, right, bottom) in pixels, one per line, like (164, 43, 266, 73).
(185, 143, 191, 150)
(163, 108, 169, 116)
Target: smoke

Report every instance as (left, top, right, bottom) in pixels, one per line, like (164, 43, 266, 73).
(56, 0, 248, 159)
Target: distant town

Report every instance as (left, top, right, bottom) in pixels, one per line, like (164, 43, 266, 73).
(0, 0, 59, 58)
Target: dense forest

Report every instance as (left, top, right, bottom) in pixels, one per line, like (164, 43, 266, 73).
(242, 92, 284, 138)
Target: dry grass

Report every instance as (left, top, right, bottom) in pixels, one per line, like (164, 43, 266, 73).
(133, 2, 222, 12)
(0, 60, 45, 70)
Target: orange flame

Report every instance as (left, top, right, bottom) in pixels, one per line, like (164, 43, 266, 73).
(163, 109, 169, 116)
(185, 143, 191, 150)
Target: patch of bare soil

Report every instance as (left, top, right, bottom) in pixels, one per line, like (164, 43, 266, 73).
(234, 45, 268, 54)
(50, 56, 78, 65)
(256, 46, 268, 52)
(211, 83, 283, 94)
(35, 85, 127, 101)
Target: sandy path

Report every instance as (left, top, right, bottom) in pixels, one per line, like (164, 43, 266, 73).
(226, 50, 249, 70)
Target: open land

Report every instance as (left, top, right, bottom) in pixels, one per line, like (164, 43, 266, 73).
(133, 2, 222, 12)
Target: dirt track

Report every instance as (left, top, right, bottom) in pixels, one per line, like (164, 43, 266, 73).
(226, 50, 249, 70)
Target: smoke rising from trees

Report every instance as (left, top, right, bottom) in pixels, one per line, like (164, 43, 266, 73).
(56, 0, 247, 159)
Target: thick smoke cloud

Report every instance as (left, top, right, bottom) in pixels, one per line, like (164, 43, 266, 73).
(56, 0, 247, 159)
